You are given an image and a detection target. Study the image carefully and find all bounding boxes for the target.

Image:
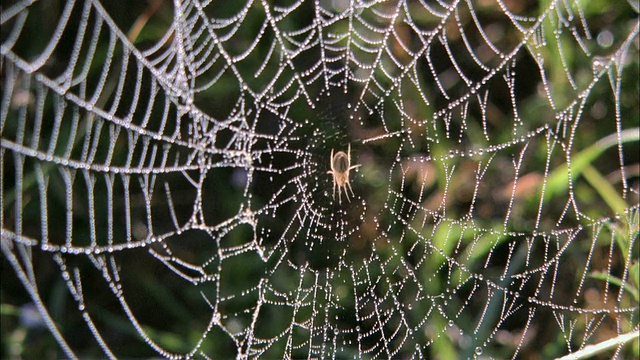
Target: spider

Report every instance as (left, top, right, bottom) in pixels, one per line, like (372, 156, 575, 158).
(327, 144, 361, 204)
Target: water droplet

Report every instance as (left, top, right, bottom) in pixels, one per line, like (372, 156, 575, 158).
(597, 30, 614, 48)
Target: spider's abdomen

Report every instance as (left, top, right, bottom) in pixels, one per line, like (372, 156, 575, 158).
(333, 151, 349, 173)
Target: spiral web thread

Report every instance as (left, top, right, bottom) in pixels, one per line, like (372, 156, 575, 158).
(1, 0, 638, 358)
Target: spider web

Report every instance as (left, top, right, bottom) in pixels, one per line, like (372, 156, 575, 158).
(1, 0, 639, 358)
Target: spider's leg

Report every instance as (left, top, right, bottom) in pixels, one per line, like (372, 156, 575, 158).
(330, 149, 334, 168)
(349, 164, 362, 171)
(348, 143, 351, 165)
(333, 175, 337, 200)
(343, 184, 351, 203)
(346, 179, 356, 197)
(327, 171, 335, 199)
